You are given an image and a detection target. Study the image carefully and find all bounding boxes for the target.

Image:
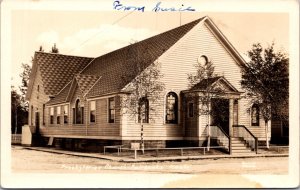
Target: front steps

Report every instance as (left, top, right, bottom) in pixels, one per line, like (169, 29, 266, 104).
(231, 137, 255, 155)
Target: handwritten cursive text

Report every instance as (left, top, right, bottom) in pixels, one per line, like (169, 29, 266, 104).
(112, 0, 196, 12)
(152, 2, 195, 12)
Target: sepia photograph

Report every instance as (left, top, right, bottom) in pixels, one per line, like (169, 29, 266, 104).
(1, 0, 299, 188)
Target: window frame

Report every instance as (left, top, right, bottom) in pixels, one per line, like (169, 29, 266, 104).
(90, 101, 96, 123)
(108, 97, 115, 123)
(251, 104, 260, 126)
(74, 99, 84, 125)
(188, 102, 194, 118)
(42, 104, 45, 125)
(165, 92, 178, 124)
(50, 107, 54, 124)
(63, 105, 69, 124)
(138, 97, 149, 123)
(31, 105, 34, 125)
(56, 106, 61, 124)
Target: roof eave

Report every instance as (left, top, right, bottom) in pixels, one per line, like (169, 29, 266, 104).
(204, 17, 248, 68)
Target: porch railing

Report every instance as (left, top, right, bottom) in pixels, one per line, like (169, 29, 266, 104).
(233, 125, 258, 154)
(210, 125, 230, 152)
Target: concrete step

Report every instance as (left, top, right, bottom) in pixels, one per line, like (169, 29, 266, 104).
(231, 139, 246, 142)
(231, 141, 246, 144)
(232, 149, 253, 153)
(231, 152, 256, 156)
(231, 137, 243, 140)
(232, 146, 249, 150)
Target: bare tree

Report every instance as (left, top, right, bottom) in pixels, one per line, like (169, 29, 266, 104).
(120, 44, 165, 154)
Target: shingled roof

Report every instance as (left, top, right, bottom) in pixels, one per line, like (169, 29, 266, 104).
(75, 74, 101, 97)
(26, 52, 93, 100)
(82, 17, 205, 98)
(46, 17, 205, 105)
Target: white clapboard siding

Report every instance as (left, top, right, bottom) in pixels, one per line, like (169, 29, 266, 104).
(121, 20, 260, 139)
(157, 21, 250, 138)
(29, 67, 49, 128)
(43, 85, 120, 138)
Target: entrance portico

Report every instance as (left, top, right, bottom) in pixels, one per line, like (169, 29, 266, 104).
(182, 76, 242, 142)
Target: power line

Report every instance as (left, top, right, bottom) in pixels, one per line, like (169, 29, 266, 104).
(67, 11, 135, 54)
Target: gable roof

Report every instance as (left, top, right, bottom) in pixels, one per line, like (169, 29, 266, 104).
(26, 52, 93, 100)
(188, 76, 240, 93)
(80, 17, 205, 98)
(75, 74, 101, 97)
(46, 16, 248, 105)
(46, 82, 72, 105)
(46, 18, 204, 105)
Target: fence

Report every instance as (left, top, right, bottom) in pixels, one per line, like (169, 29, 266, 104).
(11, 134, 22, 144)
(104, 145, 226, 159)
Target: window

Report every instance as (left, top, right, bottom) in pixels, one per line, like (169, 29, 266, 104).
(31, 105, 34, 125)
(90, 101, 96, 123)
(233, 99, 238, 125)
(198, 55, 208, 66)
(188, 102, 194, 118)
(138, 97, 149, 123)
(74, 99, 84, 124)
(42, 104, 45, 125)
(56, 106, 61, 124)
(50, 107, 54, 124)
(37, 85, 39, 99)
(251, 104, 259, 126)
(108, 97, 115, 123)
(64, 105, 68, 124)
(166, 92, 178, 124)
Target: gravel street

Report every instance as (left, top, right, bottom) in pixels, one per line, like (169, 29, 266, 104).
(11, 146, 288, 174)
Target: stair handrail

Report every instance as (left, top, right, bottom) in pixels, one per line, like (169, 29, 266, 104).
(232, 125, 258, 154)
(216, 125, 230, 139)
(209, 125, 230, 152)
(216, 125, 231, 154)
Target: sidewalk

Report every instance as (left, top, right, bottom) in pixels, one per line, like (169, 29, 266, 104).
(23, 146, 289, 163)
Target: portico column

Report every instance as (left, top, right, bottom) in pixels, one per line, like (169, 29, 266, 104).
(229, 99, 234, 137)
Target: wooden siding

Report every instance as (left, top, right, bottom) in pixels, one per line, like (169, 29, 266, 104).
(120, 94, 183, 138)
(34, 19, 270, 141)
(155, 21, 268, 140)
(42, 85, 120, 137)
(28, 67, 49, 128)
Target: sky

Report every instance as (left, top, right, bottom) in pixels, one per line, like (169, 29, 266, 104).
(11, 7, 289, 90)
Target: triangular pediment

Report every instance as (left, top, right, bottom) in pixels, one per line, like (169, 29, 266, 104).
(189, 76, 239, 93)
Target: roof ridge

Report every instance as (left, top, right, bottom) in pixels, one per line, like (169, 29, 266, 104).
(35, 51, 94, 59)
(92, 17, 205, 60)
(82, 17, 205, 98)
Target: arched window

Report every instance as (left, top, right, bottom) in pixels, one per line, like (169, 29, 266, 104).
(138, 97, 149, 123)
(166, 92, 178, 124)
(251, 104, 259, 126)
(74, 99, 84, 124)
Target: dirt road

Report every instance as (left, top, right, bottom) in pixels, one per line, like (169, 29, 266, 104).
(11, 146, 288, 174)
